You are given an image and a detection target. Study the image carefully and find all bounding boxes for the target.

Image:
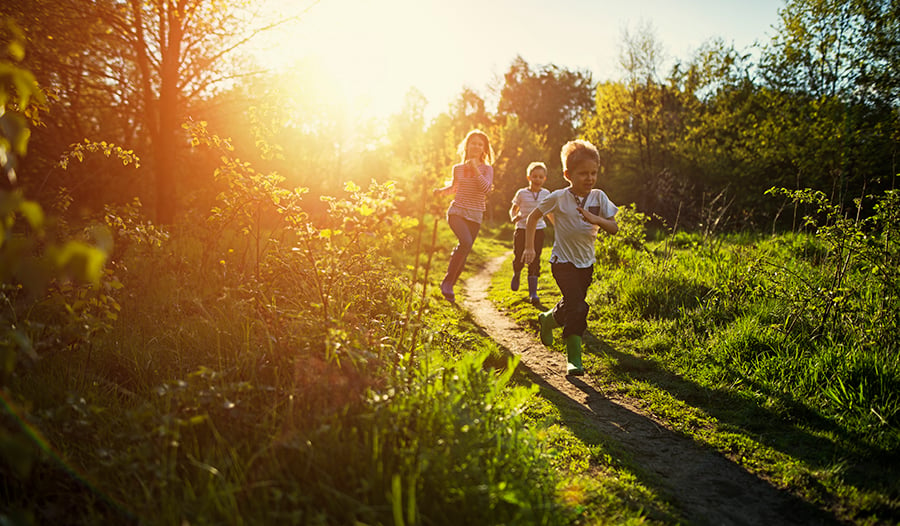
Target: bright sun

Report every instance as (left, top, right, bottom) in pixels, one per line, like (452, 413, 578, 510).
(250, 0, 464, 121)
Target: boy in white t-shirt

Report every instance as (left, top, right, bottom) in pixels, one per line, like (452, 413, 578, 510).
(508, 162, 551, 304)
(522, 140, 618, 375)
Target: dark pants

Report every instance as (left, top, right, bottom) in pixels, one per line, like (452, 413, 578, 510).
(550, 262, 593, 338)
(512, 228, 545, 277)
(442, 214, 481, 287)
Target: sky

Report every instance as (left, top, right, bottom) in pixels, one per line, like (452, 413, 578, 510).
(252, 0, 786, 120)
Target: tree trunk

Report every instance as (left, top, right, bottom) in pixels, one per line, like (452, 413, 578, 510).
(153, 2, 184, 225)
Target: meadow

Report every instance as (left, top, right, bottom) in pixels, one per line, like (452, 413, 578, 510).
(2, 179, 898, 525)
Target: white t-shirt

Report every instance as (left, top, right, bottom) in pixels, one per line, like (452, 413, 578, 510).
(536, 188, 618, 268)
(511, 187, 550, 229)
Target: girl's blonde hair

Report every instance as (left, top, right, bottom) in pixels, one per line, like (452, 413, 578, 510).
(458, 129, 495, 165)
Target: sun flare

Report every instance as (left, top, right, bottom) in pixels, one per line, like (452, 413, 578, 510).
(250, 0, 461, 120)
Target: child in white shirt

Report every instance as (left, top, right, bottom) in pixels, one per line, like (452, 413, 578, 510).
(522, 140, 618, 375)
(508, 162, 551, 304)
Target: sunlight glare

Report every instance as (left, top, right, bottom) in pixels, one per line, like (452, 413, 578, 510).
(252, 0, 459, 121)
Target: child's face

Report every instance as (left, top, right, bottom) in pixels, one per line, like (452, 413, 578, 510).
(564, 159, 598, 196)
(466, 135, 486, 160)
(527, 168, 547, 188)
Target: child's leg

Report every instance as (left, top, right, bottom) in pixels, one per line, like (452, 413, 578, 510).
(511, 228, 525, 290)
(512, 228, 526, 273)
(550, 262, 592, 375)
(526, 229, 545, 301)
(527, 229, 545, 277)
(549, 263, 593, 339)
(442, 215, 481, 293)
(565, 335, 584, 375)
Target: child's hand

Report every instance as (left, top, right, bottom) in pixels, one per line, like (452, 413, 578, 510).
(521, 248, 535, 265)
(577, 207, 601, 225)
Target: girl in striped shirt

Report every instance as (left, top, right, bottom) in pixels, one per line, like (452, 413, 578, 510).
(433, 129, 495, 303)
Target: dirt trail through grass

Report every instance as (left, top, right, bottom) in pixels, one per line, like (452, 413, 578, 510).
(461, 254, 829, 526)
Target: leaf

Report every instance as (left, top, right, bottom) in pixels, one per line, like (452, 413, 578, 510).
(18, 199, 44, 230)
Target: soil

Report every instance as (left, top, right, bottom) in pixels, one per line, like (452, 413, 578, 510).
(460, 254, 837, 526)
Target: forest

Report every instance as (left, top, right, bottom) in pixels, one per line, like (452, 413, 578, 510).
(1, 0, 898, 524)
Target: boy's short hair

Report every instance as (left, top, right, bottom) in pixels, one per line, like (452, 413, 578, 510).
(526, 161, 547, 177)
(560, 140, 600, 172)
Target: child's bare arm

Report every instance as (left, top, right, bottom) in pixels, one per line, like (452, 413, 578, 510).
(509, 202, 520, 223)
(522, 209, 543, 263)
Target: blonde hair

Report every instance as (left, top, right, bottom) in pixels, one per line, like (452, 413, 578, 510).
(526, 161, 547, 177)
(560, 139, 599, 173)
(458, 129, 495, 165)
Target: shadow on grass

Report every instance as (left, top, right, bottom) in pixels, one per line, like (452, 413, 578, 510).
(454, 307, 836, 525)
(488, 252, 897, 522)
(578, 329, 900, 521)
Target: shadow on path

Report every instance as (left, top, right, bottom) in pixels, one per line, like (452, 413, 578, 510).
(460, 254, 839, 526)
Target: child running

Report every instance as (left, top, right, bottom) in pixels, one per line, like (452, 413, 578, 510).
(521, 140, 618, 375)
(509, 161, 551, 305)
(433, 129, 495, 303)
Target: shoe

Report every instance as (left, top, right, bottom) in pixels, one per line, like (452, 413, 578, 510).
(440, 281, 455, 303)
(527, 276, 538, 301)
(529, 296, 540, 306)
(538, 311, 556, 346)
(566, 335, 584, 376)
(566, 363, 584, 376)
(510, 273, 520, 291)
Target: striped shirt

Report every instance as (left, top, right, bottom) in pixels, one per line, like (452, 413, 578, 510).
(449, 163, 493, 212)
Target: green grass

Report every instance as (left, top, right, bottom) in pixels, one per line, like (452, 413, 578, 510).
(4, 187, 899, 524)
(488, 226, 900, 525)
(1, 211, 678, 525)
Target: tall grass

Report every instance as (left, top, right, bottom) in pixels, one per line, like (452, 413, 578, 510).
(591, 192, 900, 451)
(1, 124, 571, 524)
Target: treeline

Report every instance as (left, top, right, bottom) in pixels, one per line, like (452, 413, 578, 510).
(2, 0, 898, 231)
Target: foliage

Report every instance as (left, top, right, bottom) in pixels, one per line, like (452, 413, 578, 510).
(0, 19, 46, 186)
(761, 187, 900, 433)
(586, 187, 900, 481)
(319, 351, 564, 525)
(56, 139, 140, 171)
(765, 187, 899, 349)
(759, 0, 865, 98)
(577, 0, 899, 230)
(487, 116, 551, 220)
(1, 33, 117, 526)
(497, 56, 594, 175)
(595, 203, 650, 268)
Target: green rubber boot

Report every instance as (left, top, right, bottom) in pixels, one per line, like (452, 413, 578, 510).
(538, 310, 558, 346)
(565, 335, 584, 376)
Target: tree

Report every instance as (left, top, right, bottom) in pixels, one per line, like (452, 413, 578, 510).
(756, 0, 899, 209)
(759, 0, 865, 98)
(388, 87, 428, 162)
(1, 0, 140, 201)
(854, 0, 900, 105)
(488, 116, 550, 220)
(2, 0, 295, 223)
(497, 56, 594, 174)
(582, 23, 681, 216)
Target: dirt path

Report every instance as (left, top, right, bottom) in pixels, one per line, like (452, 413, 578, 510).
(460, 254, 833, 526)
